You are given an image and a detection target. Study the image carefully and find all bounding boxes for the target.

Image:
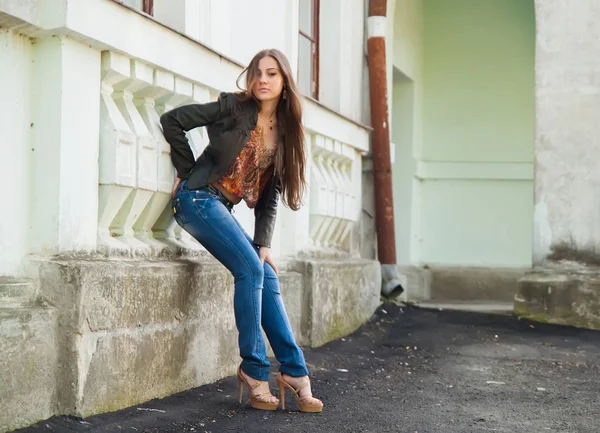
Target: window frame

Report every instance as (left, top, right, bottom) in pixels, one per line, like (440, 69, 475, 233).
(111, 0, 154, 16)
(142, 0, 154, 16)
(298, 0, 320, 99)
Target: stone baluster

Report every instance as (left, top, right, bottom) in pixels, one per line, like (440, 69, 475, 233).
(339, 144, 355, 248)
(323, 143, 347, 247)
(98, 51, 137, 253)
(327, 147, 348, 248)
(309, 139, 329, 248)
(109, 58, 158, 254)
(132, 62, 174, 252)
(153, 76, 202, 252)
(308, 133, 359, 251)
(145, 68, 183, 251)
(321, 139, 339, 248)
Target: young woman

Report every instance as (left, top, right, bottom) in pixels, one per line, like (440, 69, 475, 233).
(160, 49, 323, 413)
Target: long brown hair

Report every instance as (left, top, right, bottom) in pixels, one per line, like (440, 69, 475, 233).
(236, 49, 306, 211)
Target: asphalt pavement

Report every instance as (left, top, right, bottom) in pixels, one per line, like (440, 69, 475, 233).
(18, 303, 600, 433)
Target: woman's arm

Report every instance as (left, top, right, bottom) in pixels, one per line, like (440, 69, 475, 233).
(253, 175, 282, 248)
(160, 93, 233, 179)
(254, 177, 281, 274)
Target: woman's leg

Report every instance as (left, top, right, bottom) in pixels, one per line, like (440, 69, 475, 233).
(232, 220, 322, 410)
(261, 262, 310, 377)
(173, 184, 270, 381)
(231, 219, 309, 377)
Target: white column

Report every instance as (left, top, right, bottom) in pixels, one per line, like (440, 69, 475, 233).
(533, 0, 600, 265)
(0, 31, 33, 275)
(29, 36, 101, 254)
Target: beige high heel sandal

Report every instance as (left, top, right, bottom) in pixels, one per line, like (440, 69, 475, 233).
(237, 366, 279, 411)
(277, 373, 323, 413)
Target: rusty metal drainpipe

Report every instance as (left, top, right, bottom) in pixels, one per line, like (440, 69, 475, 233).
(367, 0, 403, 298)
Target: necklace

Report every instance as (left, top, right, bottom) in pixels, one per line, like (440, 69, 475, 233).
(260, 111, 276, 131)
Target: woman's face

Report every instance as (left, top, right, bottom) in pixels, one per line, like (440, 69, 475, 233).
(252, 56, 284, 103)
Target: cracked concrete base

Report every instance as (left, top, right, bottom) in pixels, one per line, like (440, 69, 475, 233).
(10, 255, 380, 423)
(515, 266, 600, 330)
(0, 305, 58, 433)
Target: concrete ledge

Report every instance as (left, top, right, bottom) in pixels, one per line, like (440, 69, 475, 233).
(292, 258, 381, 348)
(429, 267, 528, 302)
(411, 300, 514, 315)
(36, 258, 241, 418)
(397, 266, 432, 301)
(0, 277, 37, 308)
(514, 267, 600, 330)
(22, 255, 380, 421)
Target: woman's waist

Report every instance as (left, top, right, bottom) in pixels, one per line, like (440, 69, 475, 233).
(179, 180, 237, 210)
(210, 182, 242, 205)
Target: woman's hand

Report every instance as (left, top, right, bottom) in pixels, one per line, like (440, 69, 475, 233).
(259, 246, 278, 275)
(172, 177, 182, 198)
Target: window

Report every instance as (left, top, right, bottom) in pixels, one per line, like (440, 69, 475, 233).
(119, 0, 154, 16)
(298, 0, 319, 99)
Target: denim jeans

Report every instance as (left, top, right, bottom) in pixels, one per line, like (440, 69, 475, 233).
(172, 180, 309, 381)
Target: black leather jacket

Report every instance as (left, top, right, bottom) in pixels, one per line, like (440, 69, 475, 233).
(160, 92, 281, 248)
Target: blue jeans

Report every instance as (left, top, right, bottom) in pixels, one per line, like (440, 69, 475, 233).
(172, 180, 309, 381)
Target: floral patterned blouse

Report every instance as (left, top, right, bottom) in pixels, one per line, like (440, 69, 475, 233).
(216, 126, 277, 208)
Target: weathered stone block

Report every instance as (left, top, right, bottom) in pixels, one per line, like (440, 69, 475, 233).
(276, 270, 309, 346)
(514, 268, 600, 330)
(77, 321, 239, 417)
(397, 265, 432, 301)
(25, 255, 380, 420)
(293, 259, 381, 348)
(0, 305, 57, 432)
(37, 257, 239, 417)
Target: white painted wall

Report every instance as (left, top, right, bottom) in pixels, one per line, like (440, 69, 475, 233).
(0, 31, 33, 275)
(419, 0, 535, 267)
(390, 0, 535, 268)
(153, 0, 299, 81)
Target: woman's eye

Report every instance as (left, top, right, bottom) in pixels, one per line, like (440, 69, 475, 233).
(269, 73, 277, 77)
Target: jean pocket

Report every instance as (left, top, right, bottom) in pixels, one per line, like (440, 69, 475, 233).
(172, 197, 189, 225)
(191, 189, 218, 206)
(192, 190, 233, 221)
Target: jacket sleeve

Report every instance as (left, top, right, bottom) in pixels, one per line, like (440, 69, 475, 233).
(159, 92, 234, 179)
(253, 175, 282, 248)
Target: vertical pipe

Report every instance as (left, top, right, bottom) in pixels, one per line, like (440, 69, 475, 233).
(367, 0, 403, 297)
